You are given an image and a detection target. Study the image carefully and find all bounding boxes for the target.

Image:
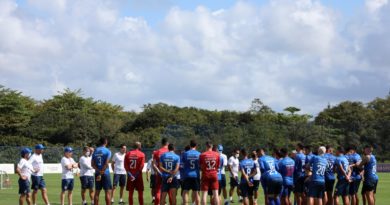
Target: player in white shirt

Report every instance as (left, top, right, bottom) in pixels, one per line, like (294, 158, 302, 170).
(228, 149, 242, 203)
(218, 145, 229, 204)
(17, 148, 39, 205)
(111, 144, 127, 204)
(251, 151, 261, 205)
(79, 146, 95, 205)
(60, 147, 78, 205)
(146, 158, 156, 203)
(29, 144, 51, 205)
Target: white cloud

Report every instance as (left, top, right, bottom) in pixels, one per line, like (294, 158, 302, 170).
(0, 0, 389, 115)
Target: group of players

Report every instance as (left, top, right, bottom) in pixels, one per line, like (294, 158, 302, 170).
(16, 137, 378, 205)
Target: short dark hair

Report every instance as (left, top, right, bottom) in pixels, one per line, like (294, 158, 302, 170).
(119, 143, 126, 148)
(304, 145, 311, 152)
(240, 148, 247, 156)
(98, 138, 108, 146)
(326, 145, 332, 151)
(212, 145, 218, 152)
(190, 140, 197, 148)
(83, 146, 89, 152)
(168, 143, 175, 151)
(280, 148, 288, 157)
(184, 145, 191, 152)
(337, 147, 345, 154)
(206, 141, 213, 149)
(161, 138, 168, 145)
(297, 143, 304, 150)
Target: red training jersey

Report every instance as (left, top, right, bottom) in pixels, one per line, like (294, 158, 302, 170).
(200, 150, 220, 177)
(124, 149, 145, 176)
(153, 146, 169, 172)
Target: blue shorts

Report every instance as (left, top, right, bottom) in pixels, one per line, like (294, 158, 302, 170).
(183, 177, 200, 191)
(31, 176, 46, 190)
(308, 181, 325, 198)
(113, 174, 126, 187)
(349, 179, 361, 195)
(325, 179, 335, 192)
(61, 179, 74, 191)
(219, 174, 226, 189)
(266, 178, 283, 195)
(281, 184, 294, 197)
(240, 182, 254, 197)
(334, 179, 349, 197)
(80, 176, 94, 190)
(294, 177, 305, 193)
(95, 173, 112, 191)
(162, 177, 180, 192)
(18, 178, 31, 195)
(362, 179, 378, 194)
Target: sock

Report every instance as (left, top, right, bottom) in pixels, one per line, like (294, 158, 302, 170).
(275, 198, 281, 205)
(120, 198, 123, 202)
(230, 197, 233, 201)
(239, 196, 243, 200)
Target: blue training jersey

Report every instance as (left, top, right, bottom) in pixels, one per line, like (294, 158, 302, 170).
(259, 155, 282, 181)
(324, 153, 336, 180)
(278, 157, 295, 186)
(160, 151, 180, 178)
(240, 158, 257, 183)
(349, 153, 362, 180)
(218, 155, 224, 180)
(294, 152, 306, 179)
(364, 154, 378, 181)
(310, 155, 328, 183)
(183, 149, 201, 178)
(179, 153, 185, 179)
(92, 146, 111, 174)
(335, 154, 349, 180)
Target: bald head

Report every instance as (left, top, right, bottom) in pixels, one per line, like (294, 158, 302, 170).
(134, 141, 142, 149)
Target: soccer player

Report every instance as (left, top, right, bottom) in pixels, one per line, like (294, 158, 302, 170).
(159, 143, 180, 205)
(124, 141, 146, 205)
(79, 146, 95, 205)
(200, 141, 220, 205)
(324, 146, 336, 205)
(153, 138, 169, 205)
(217, 145, 229, 205)
(294, 143, 307, 205)
(60, 147, 78, 205)
(239, 148, 257, 205)
(228, 148, 240, 203)
(258, 148, 283, 205)
(92, 138, 112, 205)
(333, 147, 350, 205)
(346, 146, 362, 205)
(182, 140, 201, 205)
(17, 148, 37, 205)
(278, 148, 295, 205)
(356, 145, 378, 205)
(306, 146, 328, 205)
(111, 144, 127, 204)
(29, 144, 50, 205)
(251, 151, 261, 205)
(146, 158, 156, 203)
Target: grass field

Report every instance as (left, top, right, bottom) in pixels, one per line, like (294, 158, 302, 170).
(1, 173, 389, 205)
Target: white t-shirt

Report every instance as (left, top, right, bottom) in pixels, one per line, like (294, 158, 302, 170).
(228, 156, 240, 177)
(112, 152, 126, 175)
(220, 153, 228, 174)
(79, 156, 94, 177)
(253, 159, 261, 180)
(61, 157, 76, 179)
(17, 158, 34, 180)
(146, 158, 155, 175)
(29, 153, 44, 176)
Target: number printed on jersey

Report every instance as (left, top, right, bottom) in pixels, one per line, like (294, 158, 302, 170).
(267, 161, 276, 172)
(206, 160, 216, 170)
(316, 164, 326, 176)
(190, 160, 195, 169)
(129, 159, 136, 169)
(165, 161, 173, 170)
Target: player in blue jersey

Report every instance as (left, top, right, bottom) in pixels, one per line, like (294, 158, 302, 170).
(355, 145, 378, 205)
(278, 148, 295, 205)
(333, 147, 351, 205)
(239, 148, 257, 205)
(179, 145, 191, 200)
(92, 138, 112, 205)
(324, 146, 336, 205)
(259, 148, 283, 205)
(294, 143, 306, 205)
(182, 140, 201, 205)
(307, 146, 328, 205)
(159, 143, 180, 205)
(346, 146, 363, 205)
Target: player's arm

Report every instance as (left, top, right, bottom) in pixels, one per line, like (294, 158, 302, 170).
(356, 155, 370, 169)
(91, 158, 97, 171)
(124, 154, 129, 173)
(337, 162, 349, 180)
(159, 161, 170, 174)
(240, 167, 249, 183)
(15, 162, 25, 180)
(228, 158, 234, 176)
(171, 160, 180, 175)
(111, 156, 116, 173)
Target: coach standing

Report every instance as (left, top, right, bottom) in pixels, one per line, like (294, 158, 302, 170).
(125, 142, 145, 205)
(29, 144, 51, 205)
(92, 138, 112, 205)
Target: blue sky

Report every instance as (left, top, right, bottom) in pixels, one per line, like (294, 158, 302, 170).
(1, 0, 390, 114)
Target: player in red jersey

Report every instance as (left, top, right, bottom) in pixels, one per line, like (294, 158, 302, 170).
(124, 142, 145, 205)
(153, 138, 169, 205)
(200, 141, 220, 205)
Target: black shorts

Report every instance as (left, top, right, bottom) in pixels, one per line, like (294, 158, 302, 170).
(150, 174, 155, 188)
(349, 179, 361, 195)
(230, 177, 239, 188)
(334, 179, 349, 197)
(219, 174, 226, 189)
(266, 179, 283, 195)
(95, 173, 112, 191)
(294, 177, 305, 193)
(325, 179, 335, 192)
(182, 177, 200, 191)
(253, 180, 260, 191)
(308, 181, 325, 198)
(240, 182, 254, 197)
(80, 176, 94, 190)
(361, 179, 378, 194)
(162, 177, 180, 192)
(113, 174, 126, 187)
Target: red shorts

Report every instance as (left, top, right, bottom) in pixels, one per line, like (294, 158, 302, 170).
(126, 175, 144, 191)
(155, 174, 162, 189)
(201, 175, 219, 191)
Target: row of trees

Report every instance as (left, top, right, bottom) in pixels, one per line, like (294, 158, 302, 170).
(1, 85, 389, 161)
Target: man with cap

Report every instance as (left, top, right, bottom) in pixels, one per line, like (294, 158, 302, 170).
(60, 147, 78, 205)
(29, 144, 51, 205)
(218, 145, 229, 205)
(17, 147, 39, 205)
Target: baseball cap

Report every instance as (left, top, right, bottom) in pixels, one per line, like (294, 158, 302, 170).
(64, 147, 73, 153)
(35, 144, 45, 150)
(218, 144, 223, 152)
(21, 148, 32, 157)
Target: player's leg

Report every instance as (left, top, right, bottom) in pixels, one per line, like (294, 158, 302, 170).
(182, 189, 189, 204)
(137, 177, 145, 205)
(38, 177, 49, 205)
(229, 177, 236, 202)
(19, 193, 26, 205)
(128, 186, 135, 205)
(94, 190, 101, 205)
(68, 190, 73, 205)
(155, 175, 162, 205)
(170, 188, 178, 205)
(112, 174, 118, 203)
(119, 174, 126, 203)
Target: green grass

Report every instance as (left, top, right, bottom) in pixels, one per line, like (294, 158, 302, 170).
(0, 173, 389, 205)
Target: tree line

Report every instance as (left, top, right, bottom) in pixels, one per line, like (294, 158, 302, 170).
(1, 85, 389, 161)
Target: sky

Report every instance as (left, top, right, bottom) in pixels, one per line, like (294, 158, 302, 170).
(1, 0, 390, 115)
